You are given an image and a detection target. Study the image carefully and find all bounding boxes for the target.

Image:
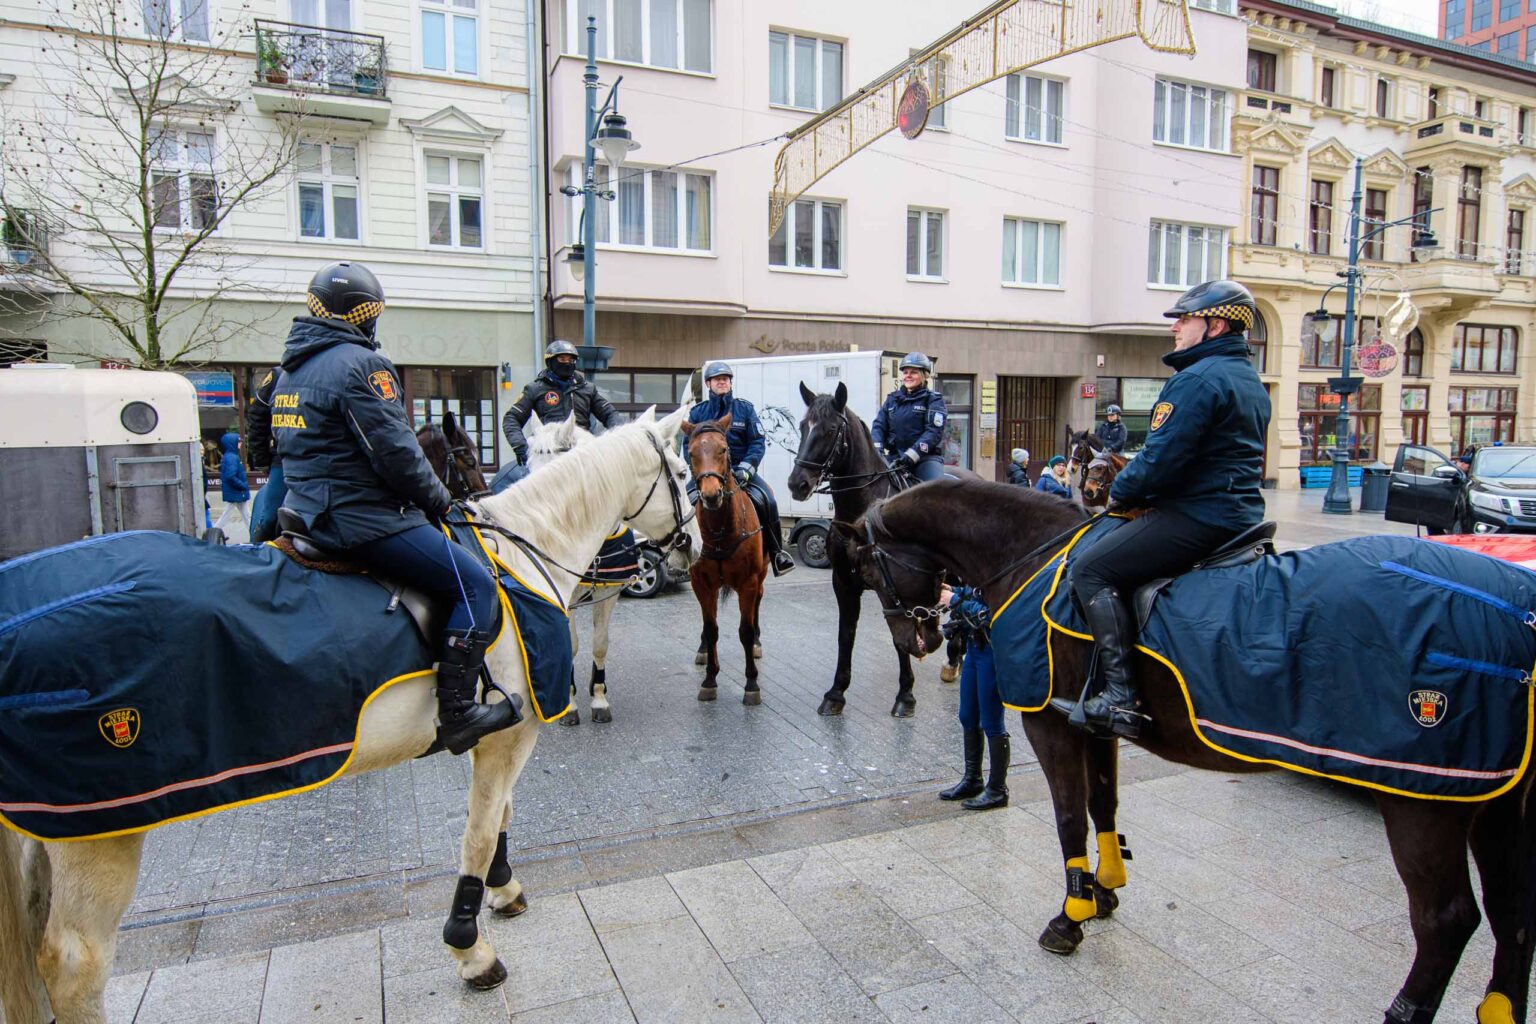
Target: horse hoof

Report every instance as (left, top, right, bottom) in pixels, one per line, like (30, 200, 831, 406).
(743, 690, 761, 706)
(698, 686, 717, 702)
(695, 651, 707, 665)
(817, 698, 844, 717)
(1038, 916, 1084, 955)
(467, 957, 508, 990)
(592, 706, 612, 724)
(1093, 884, 1119, 918)
(559, 709, 580, 727)
(891, 701, 916, 719)
(752, 644, 764, 659)
(939, 665, 959, 683)
(493, 891, 529, 918)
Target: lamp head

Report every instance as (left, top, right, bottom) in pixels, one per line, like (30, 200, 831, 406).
(595, 111, 640, 169)
(566, 243, 586, 282)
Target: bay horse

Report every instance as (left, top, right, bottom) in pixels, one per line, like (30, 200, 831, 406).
(0, 409, 700, 1024)
(683, 413, 767, 705)
(1066, 431, 1128, 510)
(786, 382, 968, 718)
(418, 411, 490, 500)
(838, 478, 1536, 1024)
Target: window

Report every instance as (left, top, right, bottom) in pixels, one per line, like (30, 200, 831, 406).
(150, 127, 217, 232)
(1251, 166, 1279, 246)
(570, 0, 711, 72)
(1152, 77, 1228, 151)
(1375, 78, 1392, 118)
(589, 368, 692, 416)
(425, 153, 483, 249)
(1298, 383, 1381, 464)
(1413, 167, 1434, 243)
(1364, 188, 1388, 260)
(1005, 74, 1064, 144)
(1001, 217, 1062, 286)
(1458, 165, 1482, 259)
(906, 209, 945, 280)
(1529, 25, 1536, 62)
(1508, 209, 1526, 274)
(1450, 386, 1518, 451)
(1319, 66, 1335, 107)
(1428, 85, 1441, 119)
(769, 31, 841, 111)
(422, 0, 478, 75)
(1309, 179, 1334, 255)
(1519, 107, 1531, 145)
(576, 165, 712, 252)
(911, 50, 948, 130)
(1498, 31, 1520, 56)
(1190, 0, 1235, 12)
(1095, 377, 1166, 449)
(405, 368, 499, 470)
(1474, 98, 1489, 118)
(143, 0, 208, 41)
(937, 375, 973, 469)
(1248, 308, 1269, 374)
(1402, 385, 1429, 445)
(1403, 327, 1425, 377)
(1501, 0, 1520, 19)
(1147, 221, 1226, 287)
(1445, 0, 1464, 34)
(1451, 323, 1518, 374)
(1472, 0, 1492, 29)
(296, 141, 360, 241)
(1246, 49, 1276, 91)
(1301, 314, 1382, 368)
(769, 198, 841, 271)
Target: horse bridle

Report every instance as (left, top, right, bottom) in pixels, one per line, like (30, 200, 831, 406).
(794, 410, 902, 494)
(687, 422, 738, 501)
(623, 429, 695, 558)
(862, 505, 947, 626)
(430, 426, 490, 500)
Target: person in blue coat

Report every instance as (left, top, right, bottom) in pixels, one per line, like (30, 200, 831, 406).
(1094, 405, 1128, 453)
(936, 584, 1008, 811)
(687, 361, 795, 576)
(871, 352, 948, 482)
(1034, 455, 1073, 499)
(271, 261, 517, 756)
(213, 432, 251, 535)
(1054, 280, 1270, 740)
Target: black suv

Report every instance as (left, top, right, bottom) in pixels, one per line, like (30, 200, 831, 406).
(1385, 443, 1536, 535)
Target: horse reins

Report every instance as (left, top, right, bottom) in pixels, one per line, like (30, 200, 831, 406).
(794, 410, 907, 495)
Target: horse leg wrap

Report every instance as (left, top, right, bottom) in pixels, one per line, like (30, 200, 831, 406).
(1477, 992, 1516, 1024)
(486, 833, 512, 890)
(1063, 857, 1097, 923)
(1385, 993, 1441, 1024)
(443, 875, 486, 950)
(1095, 832, 1130, 890)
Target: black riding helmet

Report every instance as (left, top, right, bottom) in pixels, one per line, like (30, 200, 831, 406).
(544, 338, 579, 368)
(307, 261, 385, 338)
(1162, 279, 1257, 332)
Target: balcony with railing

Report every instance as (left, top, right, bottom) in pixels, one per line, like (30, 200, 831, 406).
(1405, 113, 1502, 159)
(252, 20, 390, 124)
(2, 210, 48, 277)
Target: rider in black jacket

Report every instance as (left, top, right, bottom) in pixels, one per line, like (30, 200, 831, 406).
(246, 366, 286, 543)
(500, 340, 621, 475)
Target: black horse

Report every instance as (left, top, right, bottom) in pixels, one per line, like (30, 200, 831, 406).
(838, 478, 1536, 1024)
(787, 382, 969, 718)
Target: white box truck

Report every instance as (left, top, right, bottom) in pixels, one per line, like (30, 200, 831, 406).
(695, 351, 901, 568)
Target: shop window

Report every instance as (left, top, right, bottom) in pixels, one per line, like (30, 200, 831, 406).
(402, 367, 498, 470)
(1298, 382, 1380, 465)
(1451, 323, 1518, 374)
(588, 367, 693, 417)
(1402, 385, 1429, 445)
(1450, 386, 1517, 452)
(937, 374, 973, 469)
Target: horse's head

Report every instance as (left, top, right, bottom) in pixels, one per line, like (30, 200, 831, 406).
(788, 381, 849, 501)
(681, 412, 735, 511)
(525, 411, 593, 473)
(1067, 432, 1118, 508)
(829, 513, 945, 660)
(418, 412, 489, 499)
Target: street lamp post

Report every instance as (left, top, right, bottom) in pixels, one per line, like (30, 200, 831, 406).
(1317, 157, 1439, 514)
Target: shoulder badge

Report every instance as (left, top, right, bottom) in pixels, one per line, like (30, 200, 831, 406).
(1150, 402, 1174, 431)
(543, 391, 561, 406)
(1409, 689, 1447, 728)
(367, 369, 399, 402)
(932, 411, 946, 427)
(99, 708, 140, 749)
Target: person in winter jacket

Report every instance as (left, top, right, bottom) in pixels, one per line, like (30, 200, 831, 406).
(936, 584, 1008, 811)
(246, 366, 287, 543)
(1034, 455, 1073, 499)
(213, 432, 251, 534)
(498, 340, 621, 487)
(1094, 406, 1128, 453)
(1006, 448, 1031, 486)
(871, 352, 948, 483)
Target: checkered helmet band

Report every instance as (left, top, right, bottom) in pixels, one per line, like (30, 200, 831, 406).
(307, 293, 385, 326)
(1190, 303, 1254, 328)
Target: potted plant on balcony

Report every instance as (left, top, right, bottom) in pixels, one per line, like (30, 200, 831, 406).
(259, 35, 290, 85)
(4, 212, 37, 267)
(353, 54, 380, 96)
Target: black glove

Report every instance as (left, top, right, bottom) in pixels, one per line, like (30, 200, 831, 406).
(734, 465, 752, 485)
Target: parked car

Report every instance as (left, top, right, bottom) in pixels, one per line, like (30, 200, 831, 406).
(1385, 442, 1536, 535)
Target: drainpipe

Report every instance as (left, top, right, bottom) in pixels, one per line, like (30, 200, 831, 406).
(525, 0, 546, 366)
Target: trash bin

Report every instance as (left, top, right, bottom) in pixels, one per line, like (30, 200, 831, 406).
(1360, 462, 1391, 512)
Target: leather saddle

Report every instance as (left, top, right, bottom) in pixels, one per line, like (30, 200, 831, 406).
(1131, 521, 1278, 632)
(276, 508, 444, 642)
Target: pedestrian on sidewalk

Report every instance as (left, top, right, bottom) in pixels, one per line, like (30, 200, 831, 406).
(1035, 455, 1074, 499)
(1006, 448, 1031, 486)
(214, 432, 251, 534)
(937, 583, 1008, 811)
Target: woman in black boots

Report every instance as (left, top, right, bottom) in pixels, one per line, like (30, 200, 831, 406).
(937, 584, 1008, 810)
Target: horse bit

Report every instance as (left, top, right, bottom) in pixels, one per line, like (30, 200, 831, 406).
(860, 506, 947, 653)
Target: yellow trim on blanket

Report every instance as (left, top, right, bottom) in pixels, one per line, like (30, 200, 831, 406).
(994, 521, 1098, 713)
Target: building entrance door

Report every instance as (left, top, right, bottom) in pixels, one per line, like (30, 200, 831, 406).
(998, 376, 1059, 480)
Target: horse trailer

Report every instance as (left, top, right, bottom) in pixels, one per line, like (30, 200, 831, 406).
(0, 365, 206, 562)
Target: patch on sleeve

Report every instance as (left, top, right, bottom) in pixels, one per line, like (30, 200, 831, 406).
(932, 412, 945, 427)
(367, 369, 400, 402)
(1150, 402, 1174, 431)
(259, 370, 274, 388)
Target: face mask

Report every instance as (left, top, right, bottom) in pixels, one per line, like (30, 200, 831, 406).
(551, 361, 576, 380)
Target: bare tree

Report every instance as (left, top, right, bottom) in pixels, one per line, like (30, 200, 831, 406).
(0, 0, 305, 368)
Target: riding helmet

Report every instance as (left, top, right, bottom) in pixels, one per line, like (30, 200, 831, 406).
(306, 261, 385, 336)
(1162, 280, 1257, 331)
(544, 339, 579, 367)
(703, 360, 734, 380)
(1107, 404, 1122, 415)
(898, 352, 934, 374)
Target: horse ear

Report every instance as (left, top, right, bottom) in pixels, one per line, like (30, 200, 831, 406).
(657, 405, 687, 438)
(715, 412, 733, 431)
(637, 405, 657, 424)
(799, 381, 816, 407)
(833, 382, 848, 411)
(526, 409, 545, 437)
(553, 415, 575, 446)
(680, 420, 695, 437)
(441, 410, 459, 436)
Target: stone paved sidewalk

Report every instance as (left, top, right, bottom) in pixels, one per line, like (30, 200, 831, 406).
(104, 753, 1497, 1024)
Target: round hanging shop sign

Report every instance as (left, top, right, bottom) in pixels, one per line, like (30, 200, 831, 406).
(897, 79, 931, 140)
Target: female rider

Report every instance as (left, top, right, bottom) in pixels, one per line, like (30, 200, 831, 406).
(871, 352, 948, 483)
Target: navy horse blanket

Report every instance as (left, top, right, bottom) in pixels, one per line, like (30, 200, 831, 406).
(0, 526, 570, 841)
(990, 520, 1536, 801)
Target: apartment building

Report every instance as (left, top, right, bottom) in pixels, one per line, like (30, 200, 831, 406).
(1235, 0, 1536, 486)
(1440, 0, 1536, 63)
(0, 0, 541, 471)
(542, 0, 1247, 478)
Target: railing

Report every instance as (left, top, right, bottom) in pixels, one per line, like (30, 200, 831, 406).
(2, 210, 48, 272)
(1407, 112, 1499, 150)
(254, 19, 387, 100)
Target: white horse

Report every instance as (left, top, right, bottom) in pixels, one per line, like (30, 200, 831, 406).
(0, 408, 699, 1024)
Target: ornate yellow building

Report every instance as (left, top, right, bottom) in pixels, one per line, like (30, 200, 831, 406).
(1235, 0, 1536, 488)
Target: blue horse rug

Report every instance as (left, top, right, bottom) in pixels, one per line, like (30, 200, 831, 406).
(989, 521, 1536, 801)
(0, 524, 570, 841)
(588, 527, 640, 588)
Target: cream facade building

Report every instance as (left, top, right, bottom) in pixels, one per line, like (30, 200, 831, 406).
(1234, 0, 1536, 488)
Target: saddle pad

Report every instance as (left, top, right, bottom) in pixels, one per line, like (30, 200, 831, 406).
(0, 532, 432, 841)
(589, 527, 640, 587)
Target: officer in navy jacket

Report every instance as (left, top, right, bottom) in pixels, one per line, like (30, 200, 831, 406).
(687, 361, 795, 576)
(272, 261, 516, 757)
(1094, 406, 1128, 453)
(871, 352, 948, 483)
(1054, 280, 1270, 741)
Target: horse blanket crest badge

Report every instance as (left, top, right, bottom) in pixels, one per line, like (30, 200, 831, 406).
(98, 708, 140, 749)
(1410, 689, 1447, 727)
(368, 370, 398, 401)
(1150, 402, 1174, 431)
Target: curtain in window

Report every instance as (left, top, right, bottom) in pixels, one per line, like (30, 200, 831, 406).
(618, 173, 645, 245)
(299, 183, 325, 237)
(1005, 75, 1020, 137)
(820, 41, 841, 111)
(332, 186, 359, 240)
(575, 0, 607, 57)
(453, 15, 477, 74)
(651, 170, 678, 248)
(650, 0, 677, 68)
(1002, 217, 1018, 281)
(906, 210, 920, 275)
(794, 201, 814, 268)
(685, 173, 710, 250)
(794, 36, 816, 108)
(682, 0, 709, 72)
(820, 202, 839, 270)
(613, 0, 642, 62)
(1042, 222, 1061, 284)
(768, 32, 788, 104)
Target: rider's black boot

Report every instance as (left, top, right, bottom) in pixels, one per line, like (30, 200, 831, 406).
(436, 632, 521, 755)
(939, 728, 985, 800)
(758, 494, 795, 577)
(1051, 589, 1147, 740)
(962, 734, 1010, 810)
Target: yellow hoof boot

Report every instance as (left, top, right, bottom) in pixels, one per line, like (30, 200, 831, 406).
(1095, 831, 1129, 890)
(1477, 992, 1515, 1024)
(1064, 856, 1097, 923)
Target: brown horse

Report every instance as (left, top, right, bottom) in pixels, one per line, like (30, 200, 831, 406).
(683, 413, 768, 705)
(838, 478, 1536, 1024)
(1066, 431, 1128, 509)
(417, 411, 490, 499)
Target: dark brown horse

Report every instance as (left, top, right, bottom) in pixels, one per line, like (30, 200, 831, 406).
(838, 478, 1536, 1024)
(1066, 431, 1128, 509)
(417, 412, 489, 499)
(683, 413, 767, 705)
(787, 383, 969, 717)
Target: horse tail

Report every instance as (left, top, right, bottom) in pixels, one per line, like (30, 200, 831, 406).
(0, 827, 50, 1024)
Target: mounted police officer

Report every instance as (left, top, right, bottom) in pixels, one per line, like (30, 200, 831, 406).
(272, 261, 518, 756)
(872, 352, 948, 483)
(497, 340, 620, 489)
(1095, 404, 1128, 454)
(1054, 280, 1270, 739)
(687, 361, 796, 577)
